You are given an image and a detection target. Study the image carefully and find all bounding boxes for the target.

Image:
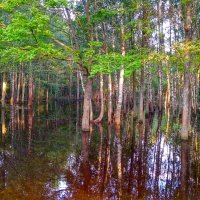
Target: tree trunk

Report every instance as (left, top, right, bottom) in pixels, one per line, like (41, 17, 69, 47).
(10, 72, 15, 105)
(171, 71, 176, 116)
(165, 67, 171, 114)
(89, 99, 93, 132)
(114, 71, 119, 107)
(82, 77, 92, 132)
(108, 74, 113, 124)
(139, 68, 144, 123)
(157, 0, 164, 113)
(77, 71, 80, 100)
(112, 20, 118, 107)
(181, 2, 192, 140)
(123, 86, 127, 115)
(158, 65, 163, 112)
(46, 88, 49, 112)
(21, 72, 25, 104)
(115, 66, 124, 128)
(28, 76, 33, 107)
(146, 70, 153, 115)
(69, 72, 72, 100)
(46, 74, 49, 112)
(195, 71, 199, 113)
(132, 72, 136, 114)
(94, 74, 104, 123)
(1, 73, 6, 108)
(16, 72, 21, 104)
(139, 1, 148, 123)
(115, 18, 125, 128)
(181, 70, 190, 139)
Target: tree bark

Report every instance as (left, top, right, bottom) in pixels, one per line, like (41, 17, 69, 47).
(16, 72, 21, 104)
(82, 77, 92, 131)
(46, 74, 49, 112)
(77, 71, 80, 100)
(108, 74, 113, 124)
(1, 73, 6, 108)
(115, 66, 125, 128)
(132, 72, 136, 114)
(181, 2, 192, 140)
(195, 71, 199, 113)
(139, 68, 144, 123)
(28, 75, 33, 107)
(46, 88, 49, 112)
(139, 1, 149, 123)
(111, 22, 118, 107)
(21, 72, 25, 104)
(158, 65, 163, 112)
(146, 70, 153, 115)
(157, 0, 164, 113)
(69, 72, 72, 100)
(94, 74, 104, 123)
(10, 72, 15, 105)
(115, 17, 125, 128)
(94, 22, 107, 123)
(165, 67, 171, 114)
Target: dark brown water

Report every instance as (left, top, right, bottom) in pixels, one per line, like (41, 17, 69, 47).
(0, 103, 199, 200)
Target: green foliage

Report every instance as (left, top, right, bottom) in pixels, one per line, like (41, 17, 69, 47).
(91, 8, 117, 23)
(0, 0, 32, 11)
(2, 9, 52, 42)
(180, 0, 192, 6)
(147, 52, 169, 63)
(91, 52, 143, 77)
(0, 1, 67, 65)
(45, 0, 68, 7)
(170, 40, 200, 72)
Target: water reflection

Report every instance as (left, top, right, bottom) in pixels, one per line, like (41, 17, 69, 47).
(1, 108, 6, 137)
(115, 128, 122, 199)
(0, 108, 6, 191)
(81, 131, 91, 194)
(138, 122, 144, 199)
(127, 116, 136, 193)
(102, 124, 111, 198)
(0, 103, 199, 199)
(28, 106, 33, 154)
(180, 140, 189, 200)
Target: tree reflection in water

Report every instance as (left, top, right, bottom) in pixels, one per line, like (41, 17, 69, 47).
(0, 108, 6, 191)
(0, 103, 199, 199)
(81, 131, 91, 194)
(180, 140, 189, 200)
(115, 127, 122, 199)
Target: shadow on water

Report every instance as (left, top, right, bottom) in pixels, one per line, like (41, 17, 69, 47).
(0, 102, 200, 199)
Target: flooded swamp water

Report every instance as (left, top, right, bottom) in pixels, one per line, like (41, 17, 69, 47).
(0, 102, 200, 200)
